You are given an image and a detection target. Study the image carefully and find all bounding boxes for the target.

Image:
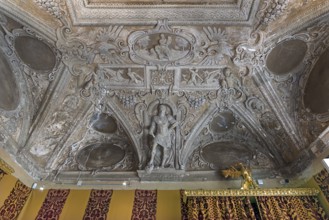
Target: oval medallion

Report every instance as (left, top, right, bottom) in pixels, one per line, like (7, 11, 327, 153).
(266, 39, 307, 75)
(15, 36, 56, 71)
(304, 49, 329, 114)
(201, 142, 251, 169)
(76, 143, 125, 169)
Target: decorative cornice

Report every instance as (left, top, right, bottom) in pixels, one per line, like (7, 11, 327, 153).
(184, 188, 320, 197)
(0, 0, 56, 40)
(65, 0, 260, 25)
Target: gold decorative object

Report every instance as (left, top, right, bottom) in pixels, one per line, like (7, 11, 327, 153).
(0, 158, 14, 174)
(222, 163, 258, 190)
(184, 188, 320, 197)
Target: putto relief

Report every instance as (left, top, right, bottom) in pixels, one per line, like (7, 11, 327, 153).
(98, 67, 145, 86)
(180, 68, 222, 88)
(128, 19, 195, 66)
(134, 33, 191, 62)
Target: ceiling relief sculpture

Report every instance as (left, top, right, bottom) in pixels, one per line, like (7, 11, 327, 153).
(0, 0, 329, 188)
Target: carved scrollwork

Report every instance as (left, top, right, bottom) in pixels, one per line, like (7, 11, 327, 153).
(128, 20, 235, 67)
(7, 0, 329, 184)
(56, 24, 129, 78)
(234, 31, 264, 67)
(245, 96, 265, 117)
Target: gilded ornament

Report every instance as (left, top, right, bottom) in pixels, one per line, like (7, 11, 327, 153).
(222, 163, 259, 190)
(184, 188, 319, 197)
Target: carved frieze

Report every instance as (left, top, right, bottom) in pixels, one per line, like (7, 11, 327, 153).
(98, 66, 145, 88)
(64, 0, 260, 25)
(3, 0, 329, 186)
(180, 67, 220, 89)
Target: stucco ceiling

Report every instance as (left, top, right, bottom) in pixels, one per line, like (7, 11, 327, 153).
(1, 0, 329, 189)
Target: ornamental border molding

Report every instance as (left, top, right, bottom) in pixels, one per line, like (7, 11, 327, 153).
(0, 1, 56, 40)
(86, 0, 239, 7)
(184, 188, 320, 197)
(66, 0, 260, 25)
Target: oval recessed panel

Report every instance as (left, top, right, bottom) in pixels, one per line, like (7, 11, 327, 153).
(0, 51, 19, 110)
(201, 142, 251, 169)
(266, 39, 307, 75)
(15, 36, 56, 71)
(90, 113, 117, 133)
(76, 143, 125, 169)
(210, 111, 235, 133)
(304, 49, 329, 114)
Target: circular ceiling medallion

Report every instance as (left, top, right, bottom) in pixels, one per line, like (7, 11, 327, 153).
(76, 143, 125, 169)
(0, 51, 19, 111)
(90, 113, 117, 134)
(209, 111, 235, 133)
(304, 49, 329, 114)
(266, 39, 307, 75)
(14, 36, 56, 71)
(201, 142, 251, 169)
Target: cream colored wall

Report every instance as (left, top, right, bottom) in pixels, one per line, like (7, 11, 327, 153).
(107, 190, 135, 219)
(0, 174, 17, 207)
(156, 190, 181, 220)
(60, 190, 91, 219)
(0, 173, 327, 219)
(17, 189, 49, 220)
